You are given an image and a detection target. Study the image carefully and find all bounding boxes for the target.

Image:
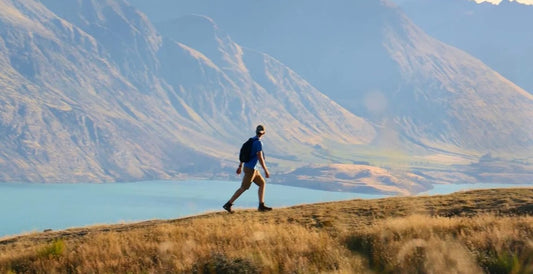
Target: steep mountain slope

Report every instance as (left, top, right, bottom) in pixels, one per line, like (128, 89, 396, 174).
(0, 0, 380, 187)
(395, 0, 533, 94)
(133, 0, 533, 158)
(0, 0, 218, 182)
(155, 15, 376, 155)
(41, 0, 377, 150)
(382, 7, 533, 154)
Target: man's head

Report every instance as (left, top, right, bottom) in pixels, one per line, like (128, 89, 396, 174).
(256, 124, 266, 136)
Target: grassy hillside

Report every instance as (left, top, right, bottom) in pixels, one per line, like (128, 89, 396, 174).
(1, 188, 532, 273)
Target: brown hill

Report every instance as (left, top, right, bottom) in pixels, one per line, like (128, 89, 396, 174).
(1, 188, 532, 273)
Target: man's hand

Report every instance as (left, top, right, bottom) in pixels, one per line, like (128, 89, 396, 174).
(264, 169, 270, 178)
(236, 165, 242, 175)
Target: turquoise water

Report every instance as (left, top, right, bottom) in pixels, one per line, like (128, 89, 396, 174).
(0, 180, 528, 238)
(0, 180, 383, 237)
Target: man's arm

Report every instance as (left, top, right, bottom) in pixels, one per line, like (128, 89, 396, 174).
(236, 162, 243, 174)
(257, 151, 270, 178)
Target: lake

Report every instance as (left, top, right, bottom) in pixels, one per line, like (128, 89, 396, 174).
(0, 180, 382, 237)
(0, 180, 529, 238)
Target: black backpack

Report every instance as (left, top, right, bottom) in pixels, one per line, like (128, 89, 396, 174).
(239, 138, 255, 163)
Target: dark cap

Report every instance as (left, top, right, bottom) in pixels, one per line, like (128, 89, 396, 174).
(256, 124, 265, 135)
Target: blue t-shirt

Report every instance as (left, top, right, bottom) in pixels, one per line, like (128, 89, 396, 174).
(243, 136, 263, 170)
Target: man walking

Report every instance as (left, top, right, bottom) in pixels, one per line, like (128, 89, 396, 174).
(223, 125, 272, 213)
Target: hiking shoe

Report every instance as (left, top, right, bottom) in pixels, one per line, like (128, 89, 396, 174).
(223, 202, 234, 213)
(258, 203, 272, 212)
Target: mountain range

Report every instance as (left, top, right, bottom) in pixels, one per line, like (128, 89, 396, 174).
(0, 0, 531, 194)
(395, 0, 533, 94)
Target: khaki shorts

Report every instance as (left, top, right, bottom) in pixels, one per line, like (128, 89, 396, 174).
(241, 166, 265, 190)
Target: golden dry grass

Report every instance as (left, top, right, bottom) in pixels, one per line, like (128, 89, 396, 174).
(0, 188, 532, 273)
